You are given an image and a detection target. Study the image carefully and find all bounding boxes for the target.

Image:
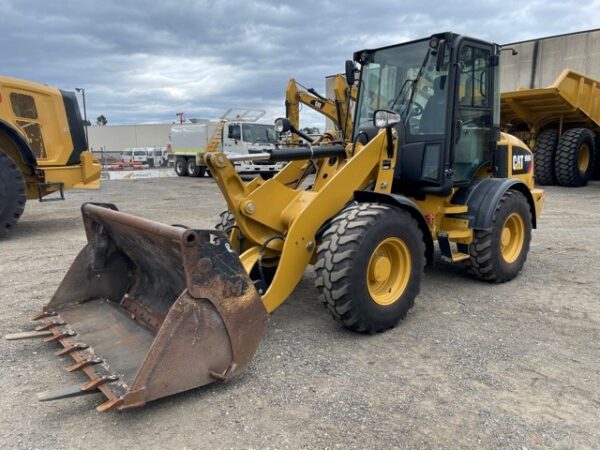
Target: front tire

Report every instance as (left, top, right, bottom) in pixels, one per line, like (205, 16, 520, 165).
(315, 203, 425, 333)
(466, 190, 532, 282)
(0, 150, 27, 237)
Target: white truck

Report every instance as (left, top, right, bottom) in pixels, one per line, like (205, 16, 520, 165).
(170, 108, 283, 178)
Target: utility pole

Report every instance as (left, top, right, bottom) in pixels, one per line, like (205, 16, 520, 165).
(75, 87, 89, 147)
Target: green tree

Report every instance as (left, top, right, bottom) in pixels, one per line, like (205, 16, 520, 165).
(96, 115, 108, 126)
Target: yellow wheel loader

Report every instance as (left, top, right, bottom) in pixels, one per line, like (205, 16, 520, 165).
(8, 32, 543, 411)
(0, 77, 101, 236)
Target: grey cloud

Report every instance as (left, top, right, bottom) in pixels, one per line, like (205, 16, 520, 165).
(1, 0, 598, 126)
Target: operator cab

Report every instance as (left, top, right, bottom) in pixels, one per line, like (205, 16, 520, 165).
(352, 32, 500, 198)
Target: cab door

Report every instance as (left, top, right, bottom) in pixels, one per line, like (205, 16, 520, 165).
(451, 40, 496, 183)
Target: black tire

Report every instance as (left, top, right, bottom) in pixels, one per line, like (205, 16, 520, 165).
(465, 190, 532, 283)
(174, 157, 187, 176)
(260, 172, 274, 180)
(215, 210, 235, 232)
(533, 129, 558, 185)
(555, 128, 595, 187)
(0, 150, 27, 237)
(314, 203, 425, 333)
(186, 158, 202, 177)
(594, 136, 600, 180)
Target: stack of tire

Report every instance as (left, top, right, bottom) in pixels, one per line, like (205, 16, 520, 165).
(533, 127, 598, 187)
(174, 156, 206, 178)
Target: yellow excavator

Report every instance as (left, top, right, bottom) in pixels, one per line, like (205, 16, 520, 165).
(285, 74, 356, 144)
(8, 32, 543, 411)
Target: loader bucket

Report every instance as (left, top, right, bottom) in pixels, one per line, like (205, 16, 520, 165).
(28, 203, 268, 411)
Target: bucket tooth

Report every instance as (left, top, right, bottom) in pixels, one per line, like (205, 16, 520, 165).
(35, 321, 66, 332)
(54, 343, 89, 356)
(44, 330, 76, 343)
(66, 356, 102, 372)
(37, 384, 99, 402)
(31, 310, 57, 321)
(4, 330, 52, 340)
(96, 397, 123, 413)
(81, 375, 119, 392)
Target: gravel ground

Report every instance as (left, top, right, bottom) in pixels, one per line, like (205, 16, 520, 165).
(1, 176, 599, 449)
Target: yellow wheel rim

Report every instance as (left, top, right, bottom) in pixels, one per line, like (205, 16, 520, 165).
(578, 143, 591, 173)
(500, 213, 525, 264)
(367, 237, 411, 306)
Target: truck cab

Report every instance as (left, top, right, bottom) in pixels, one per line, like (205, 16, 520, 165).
(171, 108, 282, 178)
(222, 121, 282, 177)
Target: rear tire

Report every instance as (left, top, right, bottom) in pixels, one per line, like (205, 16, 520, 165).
(175, 157, 187, 176)
(186, 158, 202, 177)
(555, 128, 595, 187)
(0, 150, 27, 237)
(465, 190, 532, 282)
(533, 129, 558, 185)
(315, 203, 425, 333)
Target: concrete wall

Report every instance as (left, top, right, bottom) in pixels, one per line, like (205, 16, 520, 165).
(501, 29, 600, 92)
(88, 123, 172, 152)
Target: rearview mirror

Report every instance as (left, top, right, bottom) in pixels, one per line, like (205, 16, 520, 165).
(228, 124, 241, 140)
(373, 109, 401, 128)
(345, 60, 356, 86)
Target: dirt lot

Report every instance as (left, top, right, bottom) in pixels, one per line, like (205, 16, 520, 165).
(1, 177, 599, 449)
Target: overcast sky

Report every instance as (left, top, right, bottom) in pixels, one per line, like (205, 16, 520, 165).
(1, 0, 599, 128)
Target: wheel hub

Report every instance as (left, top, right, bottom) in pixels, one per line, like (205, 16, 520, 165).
(500, 213, 525, 264)
(370, 256, 392, 282)
(366, 237, 411, 306)
(578, 143, 591, 173)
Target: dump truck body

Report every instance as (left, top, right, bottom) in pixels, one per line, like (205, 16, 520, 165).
(502, 69, 600, 133)
(0, 76, 101, 235)
(501, 69, 600, 186)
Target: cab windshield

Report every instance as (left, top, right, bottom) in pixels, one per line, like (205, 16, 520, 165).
(355, 39, 449, 136)
(242, 124, 278, 144)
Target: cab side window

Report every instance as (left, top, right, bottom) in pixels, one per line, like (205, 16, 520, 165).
(10, 92, 47, 159)
(10, 93, 38, 119)
(458, 46, 489, 107)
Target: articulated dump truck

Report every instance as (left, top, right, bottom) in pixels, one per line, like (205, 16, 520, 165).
(0, 76, 101, 236)
(7, 32, 544, 411)
(501, 69, 600, 187)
